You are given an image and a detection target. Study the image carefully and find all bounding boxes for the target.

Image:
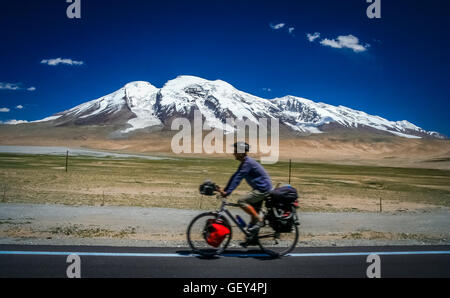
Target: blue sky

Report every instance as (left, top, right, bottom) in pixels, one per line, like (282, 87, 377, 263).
(1, 0, 449, 135)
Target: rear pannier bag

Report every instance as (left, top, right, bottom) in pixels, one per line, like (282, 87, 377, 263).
(269, 185, 298, 208)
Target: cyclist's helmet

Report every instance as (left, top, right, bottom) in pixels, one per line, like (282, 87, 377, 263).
(233, 142, 249, 153)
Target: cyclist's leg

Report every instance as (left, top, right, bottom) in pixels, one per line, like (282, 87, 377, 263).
(237, 190, 266, 224)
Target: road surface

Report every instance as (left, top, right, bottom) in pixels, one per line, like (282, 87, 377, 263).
(0, 244, 449, 278)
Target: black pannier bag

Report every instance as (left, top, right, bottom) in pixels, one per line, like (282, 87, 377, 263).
(266, 209, 294, 233)
(267, 184, 298, 209)
(265, 184, 300, 233)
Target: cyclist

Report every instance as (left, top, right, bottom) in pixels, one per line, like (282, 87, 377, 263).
(217, 142, 273, 235)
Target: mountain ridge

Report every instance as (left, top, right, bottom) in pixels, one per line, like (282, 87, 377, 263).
(28, 75, 446, 139)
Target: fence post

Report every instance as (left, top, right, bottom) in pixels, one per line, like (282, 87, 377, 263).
(288, 159, 292, 184)
(65, 150, 69, 172)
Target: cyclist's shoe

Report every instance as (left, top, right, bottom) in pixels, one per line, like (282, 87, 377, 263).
(239, 237, 259, 248)
(247, 221, 264, 234)
(247, 219, 262, 230)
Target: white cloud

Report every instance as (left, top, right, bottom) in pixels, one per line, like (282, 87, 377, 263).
(0, 82, 21, 90)
(41, 58, 84, 66)
(0, 82, 36, 91)
(15, 105, 24, 109)
(270, 23, 285, 30)
(288, 27, 295, 35)
(0, 108, 10, 112)
(319, 38, 341, 48)
(307, 32, 320, 42)
(2, 119, 28, 125)
(319, 34, 369, 52)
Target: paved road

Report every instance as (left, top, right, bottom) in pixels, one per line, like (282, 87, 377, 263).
(0, 245, 449, 278)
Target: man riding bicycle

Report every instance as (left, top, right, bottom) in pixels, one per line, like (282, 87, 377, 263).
(217, 142, 273, 235)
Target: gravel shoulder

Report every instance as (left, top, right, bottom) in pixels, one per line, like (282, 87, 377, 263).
(0, 203, 449, 247)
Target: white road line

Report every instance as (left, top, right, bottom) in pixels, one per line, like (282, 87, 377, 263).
(0, 250, 449, 258)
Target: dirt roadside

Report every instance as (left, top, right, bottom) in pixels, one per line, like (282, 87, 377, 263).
(0, 203, 449, 247)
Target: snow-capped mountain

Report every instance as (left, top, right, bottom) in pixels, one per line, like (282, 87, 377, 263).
(273, 96, 444, 138)
(42, 81, 160, 129)
(35, 75, 445, 139)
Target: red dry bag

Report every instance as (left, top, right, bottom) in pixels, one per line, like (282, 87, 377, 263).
(205, 219, 230, 247)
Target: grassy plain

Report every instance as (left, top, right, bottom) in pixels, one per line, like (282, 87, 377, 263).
(1, 153, 449, 212)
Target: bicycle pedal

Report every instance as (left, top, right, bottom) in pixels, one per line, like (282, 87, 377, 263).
(246, 238, 259, 246)
(239, 241, 248, 248)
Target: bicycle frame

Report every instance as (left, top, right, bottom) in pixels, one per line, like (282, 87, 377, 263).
(215, 196, 252, 238)
(215, 197, 288, 243)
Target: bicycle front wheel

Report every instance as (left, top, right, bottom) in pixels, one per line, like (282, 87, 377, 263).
(186, 212, 232, 257)
(257, 221, 299, 257)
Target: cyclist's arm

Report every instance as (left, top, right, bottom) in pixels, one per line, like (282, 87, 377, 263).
(223, 161, 251, 196)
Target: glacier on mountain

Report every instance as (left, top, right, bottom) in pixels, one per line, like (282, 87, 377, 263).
(32, 75, 445, 139)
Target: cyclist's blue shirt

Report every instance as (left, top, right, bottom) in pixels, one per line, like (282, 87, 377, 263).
(224, 156, 272, 196)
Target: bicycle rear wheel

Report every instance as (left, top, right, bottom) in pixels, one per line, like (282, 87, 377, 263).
(186, 212, 232, 257)
(256, 221, 299, 257)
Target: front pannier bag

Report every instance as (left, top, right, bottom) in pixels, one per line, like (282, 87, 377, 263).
(204, 219, 230, 247)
